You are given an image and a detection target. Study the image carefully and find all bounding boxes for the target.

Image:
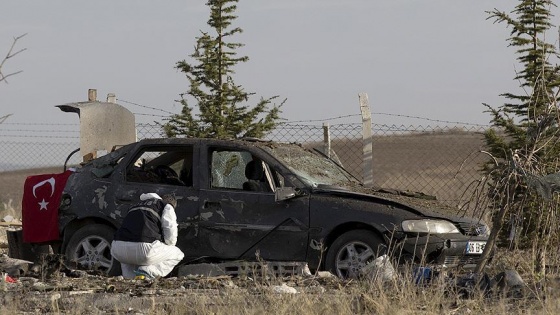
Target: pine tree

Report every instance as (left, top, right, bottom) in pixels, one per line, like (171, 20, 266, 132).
(163, 0, 283, 139)
(485, 0, 560, 158)
(481, 0, 560, 274)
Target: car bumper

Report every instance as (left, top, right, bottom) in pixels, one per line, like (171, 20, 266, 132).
(400, 233, 488, 269)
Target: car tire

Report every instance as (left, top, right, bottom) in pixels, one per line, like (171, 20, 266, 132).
(325, 229, 386, 279)
(64, 224, 121, 276)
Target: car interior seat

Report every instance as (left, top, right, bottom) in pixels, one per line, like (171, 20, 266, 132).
(155, 165, 184, 186)
(243, 160, 269, 192)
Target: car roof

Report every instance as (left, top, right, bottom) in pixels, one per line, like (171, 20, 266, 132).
(134, 137, 302, 150)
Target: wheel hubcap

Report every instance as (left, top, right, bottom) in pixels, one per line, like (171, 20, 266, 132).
(72, 236, 113, 272)
(335, 241, 375, 278)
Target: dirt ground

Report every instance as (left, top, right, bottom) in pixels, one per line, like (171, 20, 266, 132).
(0, 231, 554, 313)
(0, 223, 558, 314)
(0, 268, 345, 314)
(0, 253, 555, 314)
(0, 226, 347, 313)
(0, 233, 347, 314)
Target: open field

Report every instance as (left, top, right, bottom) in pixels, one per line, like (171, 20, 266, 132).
(317, 129, 486, 210)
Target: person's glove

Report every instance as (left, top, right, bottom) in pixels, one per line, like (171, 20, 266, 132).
(162, 194, 177, 208)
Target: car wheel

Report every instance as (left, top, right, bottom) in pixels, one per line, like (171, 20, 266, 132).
(325, 229, 386, 279)
(64, 224, 121, 276)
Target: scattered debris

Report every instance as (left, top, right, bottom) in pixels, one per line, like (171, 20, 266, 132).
(0, 215, 22, 227)
(66, 270, 89, 278)
(18, 277, 38, 285)
(413, 266, 432, 285)
(316, 271, 336, 278)
(178, 261, 311, 278)
(0, 254, 33, 277)
(272, 283, 298, 294)
(0, 225, 539, 313)
(494, 270, 526, 298)
(360, 254, 396, 283)
(0, 251, 545, 314)
(453, 270, 528, 299)
(2, 273, 17, 283)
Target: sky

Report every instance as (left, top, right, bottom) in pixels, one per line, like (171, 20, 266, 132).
(0, 0, 552, 128)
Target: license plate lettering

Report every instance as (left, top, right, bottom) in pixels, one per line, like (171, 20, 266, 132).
(466, 241, 486, 254)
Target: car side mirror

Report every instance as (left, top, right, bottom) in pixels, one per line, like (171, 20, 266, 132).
(275, 187, 298, 201)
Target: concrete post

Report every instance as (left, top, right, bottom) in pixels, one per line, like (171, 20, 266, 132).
(106, 93, 116, 103)
(323, 122, 331, 158)
(359, 93, 373, 187)
(88, 89, 97, 102)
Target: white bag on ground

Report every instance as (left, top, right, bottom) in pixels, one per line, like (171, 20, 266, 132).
(360, 254, 395, 282)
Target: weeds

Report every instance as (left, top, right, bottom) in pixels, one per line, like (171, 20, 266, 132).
(2, 250, 560, 314)
(0, 198, 19, 219)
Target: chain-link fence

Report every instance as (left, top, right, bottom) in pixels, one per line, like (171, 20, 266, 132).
(266, 123, 487, 206)
(370, 125, 487, 206)
(0, 121, 488, 207)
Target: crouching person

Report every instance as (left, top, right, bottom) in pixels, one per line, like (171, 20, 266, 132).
(111, 193, 184, 279)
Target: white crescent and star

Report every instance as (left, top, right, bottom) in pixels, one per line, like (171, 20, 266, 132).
(32, 177, 56, 211)
(38, 199, 49, 210)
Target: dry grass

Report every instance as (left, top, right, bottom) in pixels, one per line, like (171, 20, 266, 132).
(2, 256, 560, 314)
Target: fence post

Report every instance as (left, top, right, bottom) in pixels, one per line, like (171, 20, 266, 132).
(323, 122, 331, 158)
(359, 93, 373, 187)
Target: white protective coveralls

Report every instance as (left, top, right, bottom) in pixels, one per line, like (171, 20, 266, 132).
(111, 193, 184, 279)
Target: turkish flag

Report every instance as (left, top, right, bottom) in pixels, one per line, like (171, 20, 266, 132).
(22, 170, 73, 243)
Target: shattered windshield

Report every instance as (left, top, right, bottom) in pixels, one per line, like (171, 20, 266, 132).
(262, 144, 360, 188)
(89, 143, 135, 177)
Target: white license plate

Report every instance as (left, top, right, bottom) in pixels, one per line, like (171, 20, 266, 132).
(466, 241, 486, 254)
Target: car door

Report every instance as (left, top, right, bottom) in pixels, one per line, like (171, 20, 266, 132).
(110, 143, 200, 256)
(195, 143, 310, 262)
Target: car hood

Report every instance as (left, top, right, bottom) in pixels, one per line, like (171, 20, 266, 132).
(311, 184, 468, 222)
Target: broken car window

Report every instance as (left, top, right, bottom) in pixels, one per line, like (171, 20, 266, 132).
(210, 150, 251, 189)
(126, 146, 193, 186)
(210, 150, 272, 192)
(89, 144, 134, 178)
(262, 144, 360, 188)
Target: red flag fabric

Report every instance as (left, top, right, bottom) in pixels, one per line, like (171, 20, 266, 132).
(22, 170, 73, 243)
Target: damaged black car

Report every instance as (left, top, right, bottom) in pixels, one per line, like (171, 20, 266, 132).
(34, 138, 488, 278)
